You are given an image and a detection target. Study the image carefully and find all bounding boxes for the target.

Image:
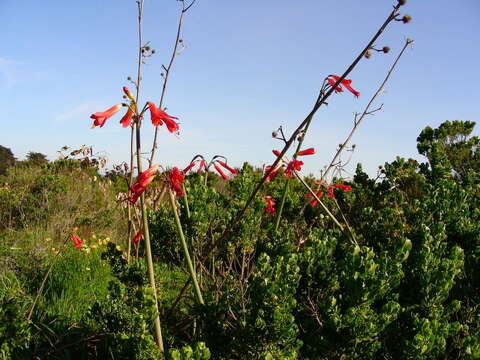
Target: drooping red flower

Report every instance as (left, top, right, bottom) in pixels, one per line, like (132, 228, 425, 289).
(147, 102, 179, 133)
(305, 190, 324, 207)
(90, 104, 123, 128)
(327, 76, 344, 93)
(133, 230, 143, 244)
(213, 162, 229, 180)
(263, 196, 276, 214)
(272, 149, 282, 157)
(168, 167, 185, 197)
(216, 161, 238, 175)
(120, 107, 134, 128)
(264, 163, 283, 182)
(197, 160, 206, 174)
(70, 234, 83, 249)
(128, 165, 159, 204)
(284, 159, 304, 178)
(296, 147, 316, 156)
(327, 75, 360, 98)
(183, 160, 197, 174)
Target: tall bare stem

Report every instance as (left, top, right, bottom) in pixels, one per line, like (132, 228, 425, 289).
(149, 0, 196, 166)
(133, 0, 164, 351)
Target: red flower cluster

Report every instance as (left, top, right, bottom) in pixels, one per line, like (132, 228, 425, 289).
(70, 234, 83, 249)
(168, 167, 185, 197)
(265, 147, 315, 182)
(284, 159, 304, 178)
(263, 196, 276, 214)
(327, 75, 360, 98)
(128, 165, 159, 204)
(305, 190, 324, 207)
(89, 87, 181, 134)
(183, 159, 238, 180)
(148, 102, 179, 134)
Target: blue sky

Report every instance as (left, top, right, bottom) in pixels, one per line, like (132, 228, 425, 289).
(1, 0, 479, 178)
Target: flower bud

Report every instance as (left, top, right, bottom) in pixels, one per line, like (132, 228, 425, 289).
(364, 51, 372, 59)
(382, 46, 390, 53)
(398, 0, 406, 5)
(402, 15, 411, 23)
(272, 131, 278, 138)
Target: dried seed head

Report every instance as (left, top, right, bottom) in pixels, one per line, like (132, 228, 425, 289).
(272, 131, 278, 138)
(398, 0, 406, 6)
(382, 46, 390, 53)
(364, 50, 372, 59)
(402, 15, 411, 23)
(127, 76, 132, 81)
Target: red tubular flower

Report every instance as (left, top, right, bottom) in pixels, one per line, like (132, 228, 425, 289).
(213, 162, 229, 180)
(197, 160, 206, 174)
(128, 165, 159, 204)
(217, 161, 238, 175)
(90, 104, 123, 128)
(284, 159, 304, 178)
(305, 190, 324, 207)
(168, 167, 185, 197)
(327, 186, 335, 198)
(183, 160, 197, 174)
(265, 164, 282, 182)
(272, 149, 282, 157)
(327, 75, 360, 98)
(70, 234, 83, 249)
(327, 76, 344, 93)
(296, 147, 316, 156)
(133, 230, 143, 244)
(147, 102, 180, 133)
(120, 107, 133, 128)
(334, 184, 352, 192)
(263, 196, 276, 214)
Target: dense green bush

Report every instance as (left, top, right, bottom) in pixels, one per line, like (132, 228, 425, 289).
(0, 121, 479, 358)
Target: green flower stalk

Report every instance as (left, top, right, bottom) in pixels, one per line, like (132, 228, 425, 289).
(168, 188, 204, 305)
(274, 114, 314, 232)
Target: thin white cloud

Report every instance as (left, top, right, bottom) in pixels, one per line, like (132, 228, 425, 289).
(0, 57, 22, 87)
(55, 103, 101, 122)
